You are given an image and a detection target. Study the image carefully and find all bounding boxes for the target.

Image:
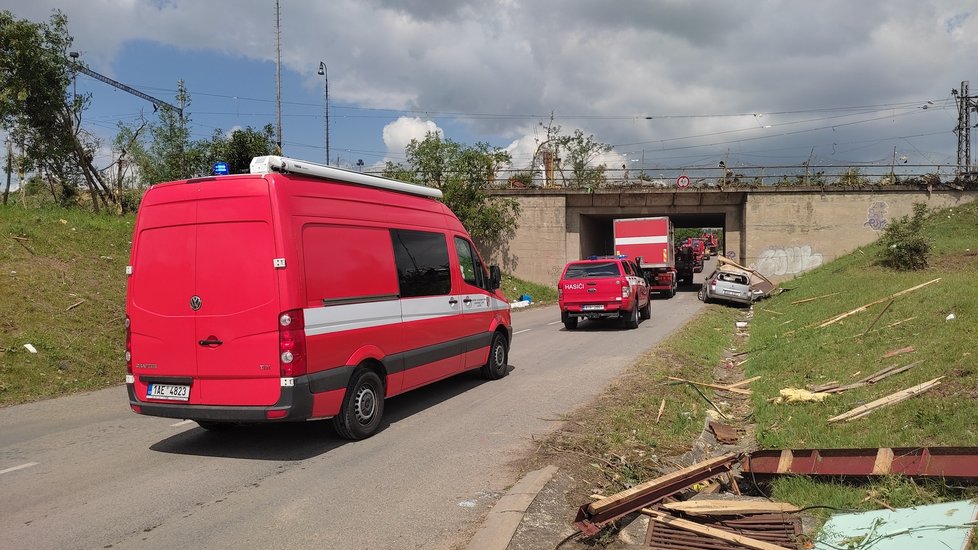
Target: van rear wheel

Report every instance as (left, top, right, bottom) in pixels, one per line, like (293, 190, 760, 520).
(333, 369, 384, 440)
(479, 332, 509, 380)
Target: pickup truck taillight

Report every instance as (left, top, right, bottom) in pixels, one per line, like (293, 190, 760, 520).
(558, 285, 563, 298)
(621, 284, 630, 298)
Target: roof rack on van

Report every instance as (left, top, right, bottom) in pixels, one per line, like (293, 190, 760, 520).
(249, 155, 444, 199)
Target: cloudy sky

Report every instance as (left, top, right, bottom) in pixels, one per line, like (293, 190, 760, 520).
(3, 0, 977, 177)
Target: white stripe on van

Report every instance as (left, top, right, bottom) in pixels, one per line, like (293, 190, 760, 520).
(615, 235, 668, 245)
(305, 299, 404, 336)
(304, 294, 511, 336)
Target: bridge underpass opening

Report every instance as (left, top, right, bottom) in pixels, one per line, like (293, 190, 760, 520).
(578, 212, 728, 259)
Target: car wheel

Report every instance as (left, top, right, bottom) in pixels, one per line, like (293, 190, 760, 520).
(563, 316, 578, 330)
(640, 298, 652, 319)
(479, 332, 509, 380)
(332, 369, 384, 440)
(624, 305, 640, 329)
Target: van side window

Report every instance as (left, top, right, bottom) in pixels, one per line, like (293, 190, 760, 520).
(391, 229, 452, 297)
(454, 236, 486, 289)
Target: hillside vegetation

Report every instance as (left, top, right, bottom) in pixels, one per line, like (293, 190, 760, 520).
(0, 205, 132, 403)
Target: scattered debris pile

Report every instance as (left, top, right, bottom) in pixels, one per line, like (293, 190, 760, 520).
(574, 447, 978, 548)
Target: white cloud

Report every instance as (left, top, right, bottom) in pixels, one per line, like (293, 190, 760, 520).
(382, 117, 442, 161)
(3, 0, 976, 168)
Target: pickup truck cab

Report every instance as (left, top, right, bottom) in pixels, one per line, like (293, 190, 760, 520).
(557, 256, 651, 330)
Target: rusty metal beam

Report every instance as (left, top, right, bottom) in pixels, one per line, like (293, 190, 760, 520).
(743, 447, 978, 479)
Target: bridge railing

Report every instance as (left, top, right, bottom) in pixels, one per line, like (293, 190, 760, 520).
(495, 164, 978, 190)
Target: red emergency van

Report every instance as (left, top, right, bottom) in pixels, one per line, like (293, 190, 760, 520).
(125, 156, 513, 439)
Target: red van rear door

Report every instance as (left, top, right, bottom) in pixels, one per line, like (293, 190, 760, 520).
(193, 179, 281, 406)
(129, 199, 198, 392)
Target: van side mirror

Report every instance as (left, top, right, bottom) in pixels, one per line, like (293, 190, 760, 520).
(489, 265, 502, 291)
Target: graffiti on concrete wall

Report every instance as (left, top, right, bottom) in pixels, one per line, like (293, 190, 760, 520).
(864, 201, 888, 231)
(755, 245, 823, 276)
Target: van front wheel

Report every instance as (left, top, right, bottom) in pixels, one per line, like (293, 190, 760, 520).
(333, 369, 385, 440)
(480, 332, 509, 380)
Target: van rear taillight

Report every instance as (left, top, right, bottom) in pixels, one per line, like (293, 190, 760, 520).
(278, 309, 307, 377)
(125, 315, 132, 374)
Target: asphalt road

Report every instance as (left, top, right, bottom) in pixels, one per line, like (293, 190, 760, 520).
(0, 275, 710, 550)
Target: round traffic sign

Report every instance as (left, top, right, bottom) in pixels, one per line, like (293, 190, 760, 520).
(676, 175, 690, 188)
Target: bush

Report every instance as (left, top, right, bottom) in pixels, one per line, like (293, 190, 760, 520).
(878, 202, 931, 270)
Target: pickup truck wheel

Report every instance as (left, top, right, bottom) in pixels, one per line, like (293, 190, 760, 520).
(624, 305, 640, 329)
(479, 332, 509, 380)
(563, 316, 578, 330)
(332, 369, 384, 440)
(640, 299, 652, 320)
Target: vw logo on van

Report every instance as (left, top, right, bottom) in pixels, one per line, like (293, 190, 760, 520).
(189, 295, 202, 311)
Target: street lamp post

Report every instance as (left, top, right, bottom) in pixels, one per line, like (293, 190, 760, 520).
(317, 61, 330, 165)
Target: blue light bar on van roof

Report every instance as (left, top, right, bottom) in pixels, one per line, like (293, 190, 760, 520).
(250, 155, 444, 200)
(587, 254, 628, 260)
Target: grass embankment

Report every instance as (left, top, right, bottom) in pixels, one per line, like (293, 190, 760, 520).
(0, 204, 133, 404)
(529, 200, 978, 537)
(0, 203, 554, 406)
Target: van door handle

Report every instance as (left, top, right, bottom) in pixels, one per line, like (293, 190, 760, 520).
(448, 298, 459, 306)
(199, 337, 223, 347)
(463, 298, 472, 305)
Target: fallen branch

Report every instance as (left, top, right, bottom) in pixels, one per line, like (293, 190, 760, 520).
(666, 376, 751, 395)
(12, 236, 35, 255)
(655, 398, 666, 423)
(863, 299, 894, 335)
(827, 377, 943, 422)
(66, 299, 86, 311)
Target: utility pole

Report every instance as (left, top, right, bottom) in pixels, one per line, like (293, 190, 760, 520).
(953, 80, 977, 175)
(275, 0, 283, 155)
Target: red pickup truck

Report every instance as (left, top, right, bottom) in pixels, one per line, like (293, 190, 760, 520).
(557, 256, 651, 330)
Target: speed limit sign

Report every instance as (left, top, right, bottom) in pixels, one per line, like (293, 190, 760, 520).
(676, 175, 690, 188)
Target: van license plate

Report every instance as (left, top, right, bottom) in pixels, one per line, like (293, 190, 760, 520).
(582, 305, 605, 311)
(147, 383, 190, 401)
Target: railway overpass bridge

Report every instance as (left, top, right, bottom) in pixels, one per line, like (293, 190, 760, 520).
(488, 185, 978, 286)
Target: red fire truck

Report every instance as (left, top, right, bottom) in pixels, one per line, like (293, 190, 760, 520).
(613, 217, 677, 298)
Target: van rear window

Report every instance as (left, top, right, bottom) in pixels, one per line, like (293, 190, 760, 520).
(391, 229, 451, 297)
(564, 262, 621, 279)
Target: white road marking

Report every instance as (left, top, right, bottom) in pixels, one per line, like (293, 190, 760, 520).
(170, 419, 194, 427)
(513, 329, 532, 335)
(0, 462, 38, 475)
(546, 321, 562, 326)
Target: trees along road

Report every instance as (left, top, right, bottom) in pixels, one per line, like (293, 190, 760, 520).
(0, 270, 712, 549)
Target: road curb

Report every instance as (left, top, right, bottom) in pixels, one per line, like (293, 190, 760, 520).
(466, 465, 559, 550)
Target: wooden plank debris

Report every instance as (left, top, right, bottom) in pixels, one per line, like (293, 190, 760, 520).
(655, 398, 666, 424)
(862, 299, 894, 335)
(807, 361, 922, 394)
(882, 345, 914, 358)
(726, 375, 761, 389)
(827, 377, 943, 422)
(790, 291, 841, 305)
(643, 509, 790, 550)
(66, 299, 86, 311)
(817, 278, 940, 328)
(661, 500, 801, 516)
(574, 453, 741, 536)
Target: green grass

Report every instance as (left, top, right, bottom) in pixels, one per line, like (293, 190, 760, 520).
(0, 203, 133, 405)
(501, 273, 557, 304)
